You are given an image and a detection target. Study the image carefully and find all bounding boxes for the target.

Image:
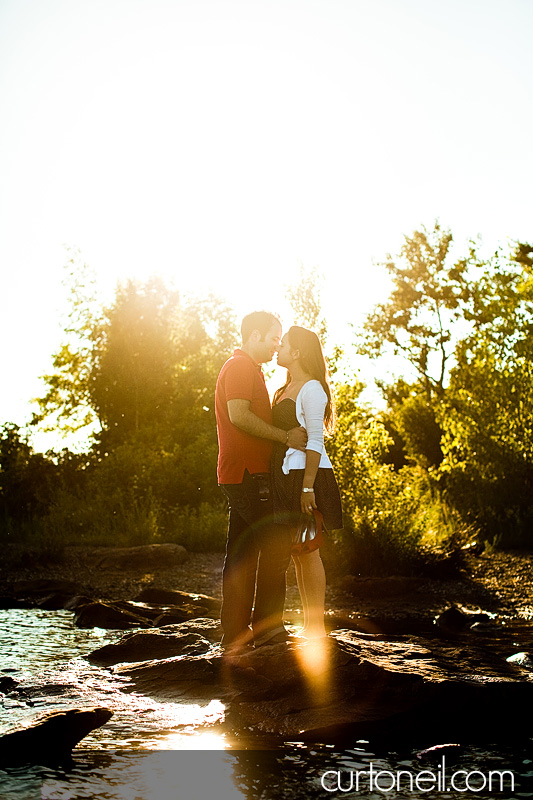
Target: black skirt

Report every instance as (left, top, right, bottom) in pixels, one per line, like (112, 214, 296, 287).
(271, 398, 343, 531)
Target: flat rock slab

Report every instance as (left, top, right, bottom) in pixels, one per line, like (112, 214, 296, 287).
(88, 630, 214, 666)
(86, 618, 222, 665)
(112, 628, 533, 741)
(0, 707, 113, 766)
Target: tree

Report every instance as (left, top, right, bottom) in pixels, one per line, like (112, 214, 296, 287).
(285, 264, 344, 374)
(35, 268, 238, 451)
(0, 423, 56, 529)
(32, 249, 103, 434)
(357, 222, 478, 399)
(285, 264, 328, 340)
(439, 242, 533, 542)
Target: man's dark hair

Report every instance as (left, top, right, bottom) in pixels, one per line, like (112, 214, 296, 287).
(241, 311, 280, 343)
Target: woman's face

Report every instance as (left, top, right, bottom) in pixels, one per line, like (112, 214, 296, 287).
(276, 333, 295, 369)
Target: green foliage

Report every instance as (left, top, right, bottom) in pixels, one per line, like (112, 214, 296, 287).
(327, 384, 429, 575)
(24, 272, 239, 551)
(360, 231, 533, 548)
(357, 222, 477, 397)
(0, 423, 56, 527)
(9, 232, 533, 568)
(32, 249, 103, 433)
(440, 339, 533, 545)
(159, 503, 228, 552)
(437, 242, 533, 544)
(380, 384, 443, 469)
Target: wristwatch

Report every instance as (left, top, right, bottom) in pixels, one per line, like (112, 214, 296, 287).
(302, 487, 315, 493)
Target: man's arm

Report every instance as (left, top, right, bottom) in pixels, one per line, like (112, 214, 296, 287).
(227, 399, 307, 451)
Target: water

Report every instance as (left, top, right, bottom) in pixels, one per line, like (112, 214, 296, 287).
(1, 610, 532, 799)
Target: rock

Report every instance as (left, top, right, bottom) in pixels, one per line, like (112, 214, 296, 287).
(74, 601, 152, 629)
(135, 586, 220, 611)
(0, 675, 18, 693)
(114, 628, 533, 741)
(74, 598, 217, 629)
(469, 620, 501, 633)
(0, 707, 113, 766)
(113, 600, 199, 622)
(159, 618, 222, 643)
(87, 630, 213, 666)
(114, 652, 223, 699)
(434, 606, 492, 634)
(83, 544, 188, 570)
(0, 580, 83, 609)
(434, 606, 470, 632)
(507, 652, 533, 670)
(0, 597, 34, 610)
(63, 595, 93, 611)
(416, 743, 463, 762)
(36, 592, 81, 611)
(152, 607, 215, 627)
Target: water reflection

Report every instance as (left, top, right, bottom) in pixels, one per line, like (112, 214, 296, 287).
(0, 608, 120, 674)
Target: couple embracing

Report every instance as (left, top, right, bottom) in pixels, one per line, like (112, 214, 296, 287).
(215, 311, 342, 654)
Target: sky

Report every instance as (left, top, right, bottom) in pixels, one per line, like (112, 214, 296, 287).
(1, 0, 532, 451)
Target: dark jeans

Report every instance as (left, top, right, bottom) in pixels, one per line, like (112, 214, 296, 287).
(220, 471, 291, 647)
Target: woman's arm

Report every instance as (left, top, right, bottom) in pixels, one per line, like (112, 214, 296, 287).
(301, 449, 321, 513)
(299, 382, 327, 513)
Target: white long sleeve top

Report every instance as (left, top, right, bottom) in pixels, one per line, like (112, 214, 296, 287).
(281, 379, 334, 474)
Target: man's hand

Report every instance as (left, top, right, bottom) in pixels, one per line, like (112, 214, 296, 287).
(287, 426, 307, 451)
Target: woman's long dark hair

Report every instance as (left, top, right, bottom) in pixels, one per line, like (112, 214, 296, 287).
(273, 326, 335, 433)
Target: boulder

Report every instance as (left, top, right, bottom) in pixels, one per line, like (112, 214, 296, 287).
(74, 601, 152, 629)
(36, 592, 82, 611)
(0, 597, 34, 610)
(87, 629, 213, 666)
(74, 598, 217, 629)
(83, 544, 188, 570)
(134, 586, 220, 611)
(507, 652, 533, 671)
(86, 618, 221, 666)
(113, 628, 533, 741)
(433, 605, 492, 634)
(0, 675, 18, 694)
(113, 600, 209, 622)
(0, 580, 83, 610)
(0, 707, 112, 765)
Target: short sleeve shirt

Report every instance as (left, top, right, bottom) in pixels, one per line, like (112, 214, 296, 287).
(215, 349, 273, 484)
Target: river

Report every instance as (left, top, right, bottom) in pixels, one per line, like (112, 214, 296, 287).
(0, 609, 531, 799)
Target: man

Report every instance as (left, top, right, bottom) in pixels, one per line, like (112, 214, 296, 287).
(215, 311, 307, 651)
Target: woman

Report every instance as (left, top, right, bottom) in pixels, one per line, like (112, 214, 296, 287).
(272, 326, 343, 639)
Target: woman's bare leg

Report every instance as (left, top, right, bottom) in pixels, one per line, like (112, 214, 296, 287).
(292, 549, 327, 638)
(292, 554, 308, 633)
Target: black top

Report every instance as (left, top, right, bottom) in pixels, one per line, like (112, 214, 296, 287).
(271, 399, 343, 530)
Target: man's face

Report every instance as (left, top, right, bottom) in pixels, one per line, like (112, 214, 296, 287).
(255, 321, 282, 363)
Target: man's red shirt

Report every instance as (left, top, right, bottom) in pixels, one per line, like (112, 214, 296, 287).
(215, 349, 273, 484)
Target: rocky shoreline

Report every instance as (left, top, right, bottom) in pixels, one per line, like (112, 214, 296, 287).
(2, 543, 533, 762)
(2, 543, 533, 627)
